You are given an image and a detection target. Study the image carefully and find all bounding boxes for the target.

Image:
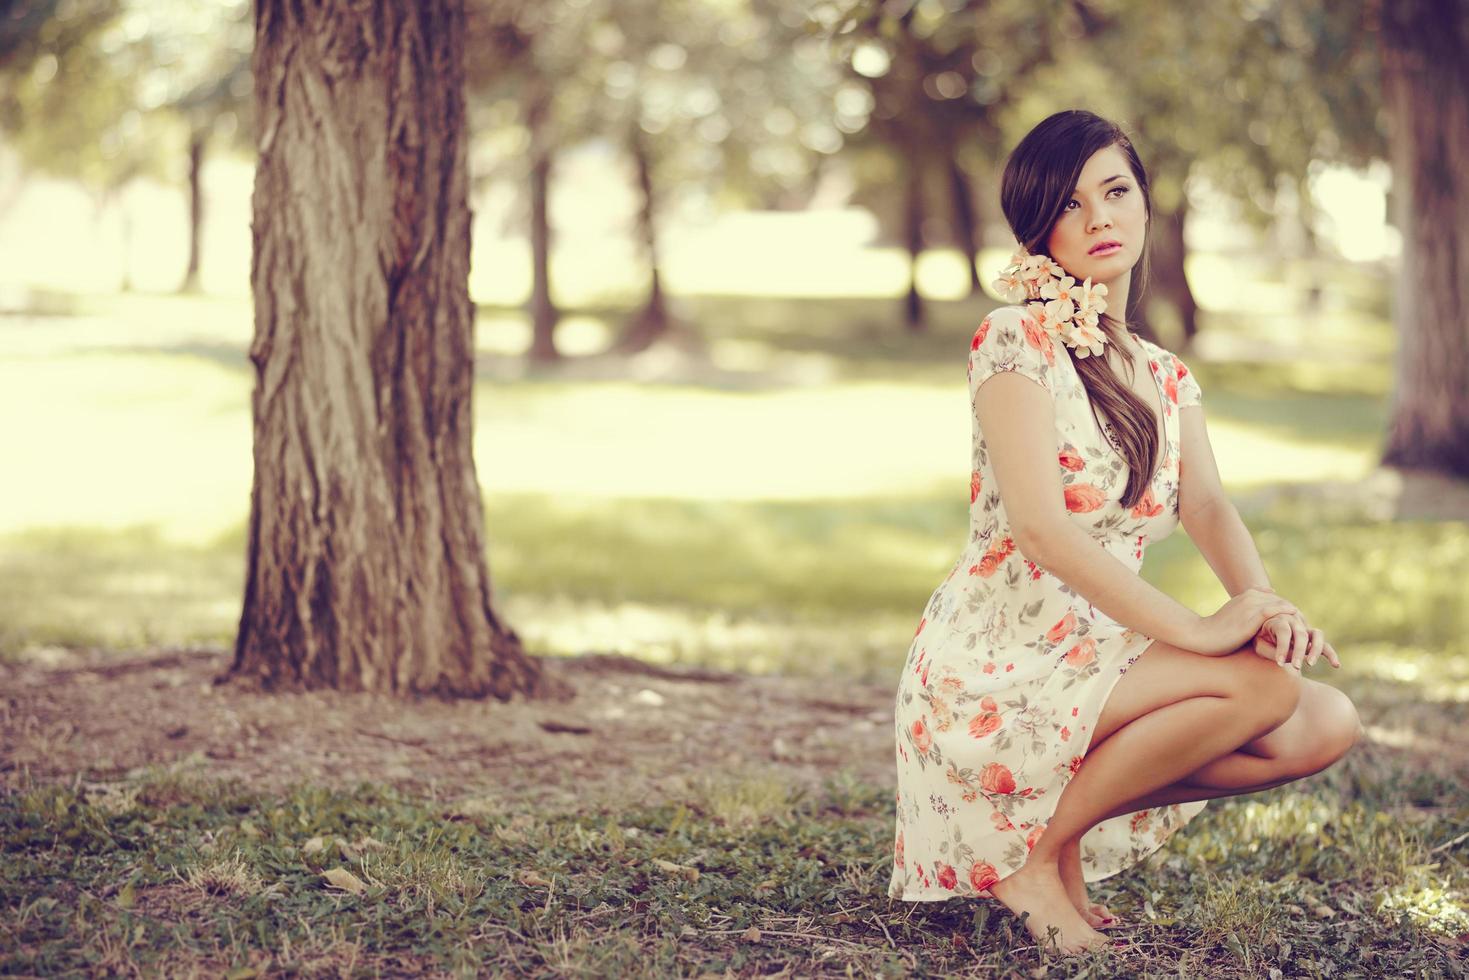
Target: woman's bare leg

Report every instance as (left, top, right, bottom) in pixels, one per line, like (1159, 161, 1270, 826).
(1060, 675, 1361, 926)
(1090, 676, 1362, 823)
(988, 640, 1301, 953)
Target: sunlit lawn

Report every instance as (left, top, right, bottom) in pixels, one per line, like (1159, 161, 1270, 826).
(0, 276, 1460, 686)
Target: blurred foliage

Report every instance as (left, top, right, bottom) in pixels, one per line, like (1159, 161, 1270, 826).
(1, 0, 252, 197)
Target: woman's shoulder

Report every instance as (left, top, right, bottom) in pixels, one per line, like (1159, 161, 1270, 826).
(973, 304, 1043, 347)
(1133, 333, 1203, 405)
(981, 304, 1039, 328)
(1132, 332, 1175, 363)
(969, 303, 1056, 391)
(1134, 333, 1192, 368)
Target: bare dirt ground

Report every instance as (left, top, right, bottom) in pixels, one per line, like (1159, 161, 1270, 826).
(0, 647, 899, 812)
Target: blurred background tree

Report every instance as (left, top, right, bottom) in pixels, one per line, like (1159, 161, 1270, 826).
(465, 0, 847, 358)
(0, 0, 253, 292)
(1374, 0, 1468, 476)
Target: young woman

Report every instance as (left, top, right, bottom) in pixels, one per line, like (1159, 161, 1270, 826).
(887, 109, 1362, 955)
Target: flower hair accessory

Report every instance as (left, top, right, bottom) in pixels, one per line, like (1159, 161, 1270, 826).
(991, 246, 1110, 359)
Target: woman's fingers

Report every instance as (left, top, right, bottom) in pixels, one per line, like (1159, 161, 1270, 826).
(1289, 622, 1309, 667)
(1272, 623, 1289, 665)
(1304, 628, 1322, 666)
(1281, 622, 1302, 668)
(1253, 596, 1337, 670)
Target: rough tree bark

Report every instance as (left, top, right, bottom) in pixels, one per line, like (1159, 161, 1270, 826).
(1377, 0, 1469, 476)
(224, 0, 569, 700)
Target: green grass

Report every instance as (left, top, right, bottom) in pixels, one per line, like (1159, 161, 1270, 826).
(2, 761, 1464, 976)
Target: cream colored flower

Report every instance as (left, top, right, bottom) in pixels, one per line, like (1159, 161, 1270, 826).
(993, 244, 1111, 357)
(991, 265, 1027, 304)
(992, 248, 1066, 303)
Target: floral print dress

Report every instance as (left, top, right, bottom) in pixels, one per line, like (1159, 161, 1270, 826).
(888, 304, 1207, 902)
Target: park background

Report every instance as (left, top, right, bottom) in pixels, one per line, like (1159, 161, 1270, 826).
(1, 0, 1465, 976)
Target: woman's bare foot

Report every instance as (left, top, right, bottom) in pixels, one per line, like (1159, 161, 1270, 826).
(1059, 838, 1119, 930)
(990, 858, 1110, 955)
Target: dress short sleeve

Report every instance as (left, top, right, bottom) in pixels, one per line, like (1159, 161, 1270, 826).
(1172, 352, 1202, 408)
(967, 305, 1056, 398)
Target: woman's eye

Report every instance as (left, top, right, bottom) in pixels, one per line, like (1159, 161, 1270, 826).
(1068, 187, 1129, 212)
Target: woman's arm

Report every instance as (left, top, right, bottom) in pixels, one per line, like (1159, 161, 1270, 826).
(1173, 404, 1337, 666)
(1176, 404, 1272, 596)
(1019, 520, 1209, 652)
(976, 370, 1206, 652)
(1183, 501, 1273, 596)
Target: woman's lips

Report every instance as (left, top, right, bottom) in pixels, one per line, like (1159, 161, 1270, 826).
(1089, 242, 1123, 255)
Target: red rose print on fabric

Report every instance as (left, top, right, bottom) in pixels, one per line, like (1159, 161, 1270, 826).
(981, 763, 1016, 795)
(1064, 484, 1107, 513)
(970, 860, 1000, 892)
(911, 718, 932, 754)
(1047, 610, 1078, 644)
(968, 535, 1016, 578)
(1130, 486, 1164, 518)
(1063, 637, 1097, 668)
(972, 318, 992, 350)
(1020, 313, 1057, 368)
(968, 695, 1004, 738)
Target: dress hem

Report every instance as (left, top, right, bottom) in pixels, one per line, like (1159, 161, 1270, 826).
(887, 628, 1211, 903)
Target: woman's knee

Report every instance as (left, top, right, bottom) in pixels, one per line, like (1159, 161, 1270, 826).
(1226, 651, 1304, 735)
(1282, 682, 1363, 777)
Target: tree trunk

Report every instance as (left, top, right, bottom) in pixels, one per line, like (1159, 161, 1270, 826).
(903, 156, 925, 332)
(226, 0, 569, 700)
(524, 69, 559, 363)
(178, 130, 205, 294)
(947, 155, 981, 295)
(1147, 202, 1198, 344)
(1377, 0, 1469, 476)
(615, 120, 669, 354)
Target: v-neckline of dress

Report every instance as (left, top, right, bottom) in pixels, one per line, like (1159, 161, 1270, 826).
(1126, 331, 1168, 453)
(1089, 331, 1171, 478)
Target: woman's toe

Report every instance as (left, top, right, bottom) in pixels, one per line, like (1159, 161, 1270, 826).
(1087, 903, 1119, 928)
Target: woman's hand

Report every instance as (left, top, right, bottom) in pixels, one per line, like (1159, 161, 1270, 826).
(1254, 611, 1341, 670)
(1196, 588, 1301, 656)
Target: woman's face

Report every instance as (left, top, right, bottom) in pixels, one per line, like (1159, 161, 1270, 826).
(1045, 142, 1147, 285)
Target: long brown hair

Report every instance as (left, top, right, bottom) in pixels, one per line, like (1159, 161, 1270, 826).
(998, 109, 1159, 509)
